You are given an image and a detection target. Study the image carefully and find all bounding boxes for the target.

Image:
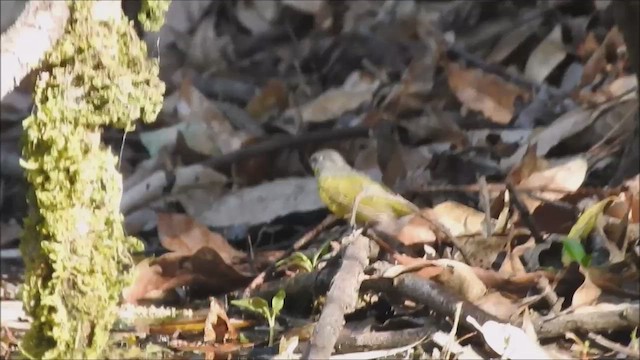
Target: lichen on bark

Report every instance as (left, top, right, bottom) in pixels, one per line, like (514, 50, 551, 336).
(19, 1, 165, 358)
(138, 0, 170, 32)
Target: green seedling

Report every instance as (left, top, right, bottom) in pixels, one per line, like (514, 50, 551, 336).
(630, 327, 639, 353)
(561, 197, 615, 268)
(562, 238, 591, 267)
(231, 289, 286, 346)
(276, 241, 331, 273)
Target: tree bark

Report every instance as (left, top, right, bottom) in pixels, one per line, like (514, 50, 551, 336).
(0, 0, 69, 99)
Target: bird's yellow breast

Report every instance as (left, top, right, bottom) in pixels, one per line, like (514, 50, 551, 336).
(316, 171, 416, 224)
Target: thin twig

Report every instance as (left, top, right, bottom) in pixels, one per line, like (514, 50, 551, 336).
(478, 176, 493, 238)
(587, 332, 640, 359)
(405, 182, 624, 197)
(506, 182, 545, 244)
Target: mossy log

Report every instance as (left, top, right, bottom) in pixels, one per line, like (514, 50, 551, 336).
(19, 1, 167, 358)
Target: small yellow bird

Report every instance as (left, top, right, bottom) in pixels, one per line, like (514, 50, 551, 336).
(309, 149, 418, 225)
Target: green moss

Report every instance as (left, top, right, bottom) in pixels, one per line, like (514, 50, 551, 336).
(139, 0, 170, 32)
(19, 1, 164, 358)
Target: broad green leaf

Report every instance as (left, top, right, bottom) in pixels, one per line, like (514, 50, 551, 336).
(562, 238, 591, 267)
(567, 197, 616, 241)
(312, 240, 332, 266)
(272, 289, 286, 315)
(231, 297, 270, 319)
(276, 252, 313, 272)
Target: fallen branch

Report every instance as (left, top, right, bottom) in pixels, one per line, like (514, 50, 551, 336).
(363, 274, 500, 329)
(303, 231, 371, 359)
(534, 303, 640, 339)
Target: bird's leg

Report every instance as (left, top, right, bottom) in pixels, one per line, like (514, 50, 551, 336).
(350, 187, 376, 228)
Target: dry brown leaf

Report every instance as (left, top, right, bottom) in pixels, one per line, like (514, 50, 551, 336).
(432, 259, 487, 302)
(177, 77, 248, 155)
(501, 107, 594, 170)
(589, 264, 640, 299)
(457, 234, 510, 270)
(245, 79, 289, 120)
(473, 267, 554, 296)
(475, 291, 519, 322)
(158, 213, 245, 260)
(499, 237, 534, 276)
(392, 254, 444, 280)
(432, 201, 488, 237)
(507, 144, 548, 184)
(123, 214, 279, 304)
(581, 27, 626, 87)
(231, 136, 275, 186)
(284, 71, 378, 123)
(576, 31, 600, 61)
(525, 25, 567, 83)
(447, 62, 531, 125)
(510, 155, 588, 212)
(394, 214, 437, 247)
(571, 271, 602, 308)
(606, 75, 638, 98)
(122, 257, 194, 304)
(204, 297, 237, 343)
(286, 87, 374, 123)
(382, 51, 440, 113)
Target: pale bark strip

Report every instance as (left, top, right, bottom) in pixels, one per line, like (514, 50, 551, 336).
(1, 0, 69, 99)
(303, 232, 370, 359)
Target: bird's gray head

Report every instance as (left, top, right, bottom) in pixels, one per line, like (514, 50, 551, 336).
(309, 149, 350, 175)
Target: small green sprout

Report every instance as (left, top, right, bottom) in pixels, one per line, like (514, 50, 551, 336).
(276, 241, 331, 273)
(231, 289, 286, 346)
(562, 238, 591, 267)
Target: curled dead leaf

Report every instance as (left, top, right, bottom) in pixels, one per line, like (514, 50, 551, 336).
(432, 259, 487, 302)
(447, 62, 531, 125)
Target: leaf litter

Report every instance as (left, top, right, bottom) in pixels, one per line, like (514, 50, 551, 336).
(1, 0, 639, 359)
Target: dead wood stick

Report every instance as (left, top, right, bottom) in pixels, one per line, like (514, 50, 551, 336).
(507, 182, 545, 244)
(1, 0, 70, 99)
(405, 182, 624, 197)
(395, 274, 500, 327)
(534, 303, 639, 339)
(303, 231, 371, 359)
(587, 332, 640, 359)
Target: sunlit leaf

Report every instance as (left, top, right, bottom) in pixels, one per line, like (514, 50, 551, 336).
(567, 196, 617, 241)
(562, 238, 591, 267)
(272, 289, 286, 315)
(276, 252, 313, 273)
(231, 297, 270, 319)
